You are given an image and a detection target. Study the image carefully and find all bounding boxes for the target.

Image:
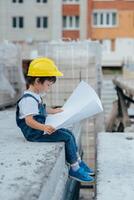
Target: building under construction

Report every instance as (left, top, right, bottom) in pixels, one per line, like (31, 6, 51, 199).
(0, 40, 103, 200)
(0, 38, 134, 200)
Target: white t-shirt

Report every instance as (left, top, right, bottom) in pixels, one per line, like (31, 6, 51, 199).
(18, 91, 42, 119)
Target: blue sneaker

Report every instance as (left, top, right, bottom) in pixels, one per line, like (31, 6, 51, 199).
(69, 167, 94, 183)
(79, 161, 95, 176)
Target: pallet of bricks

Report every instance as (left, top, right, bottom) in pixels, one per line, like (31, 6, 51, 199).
(0, 42, 25, 109)
(37, 41, 102, 171)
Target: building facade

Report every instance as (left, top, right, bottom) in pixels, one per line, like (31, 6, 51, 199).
(0, 0, 62, 42)
(0, 0, 88, 42)
(62, 0, 88, 40)
(89, 0, 134, 50)
(0, 0, 134, 42)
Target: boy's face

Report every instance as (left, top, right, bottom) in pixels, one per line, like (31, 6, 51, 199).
(38, 80, 54, 93)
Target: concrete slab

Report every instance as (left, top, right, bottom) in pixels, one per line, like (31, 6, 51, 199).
(0, 108, 81, 200)
(97, 132, 134, 200)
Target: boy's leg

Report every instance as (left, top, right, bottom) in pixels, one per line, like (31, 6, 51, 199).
(59, 128, 78, 153)
(59, 128, 94, 176)
(37, 129, 78, 164)
(37, 129, 94, 182)
(59, 128, 82, 162)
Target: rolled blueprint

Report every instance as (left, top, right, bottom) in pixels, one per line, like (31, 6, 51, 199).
(44, 81, 103, 132)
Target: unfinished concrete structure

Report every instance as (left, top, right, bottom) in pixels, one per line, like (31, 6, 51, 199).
(97, 132, 134, 200)
(0, 40, 102, 199)
(96, 77, 134, 200)
(0, 42, 25, 108)
(0, 109, 82, 200)
(37, 41, 102, 170)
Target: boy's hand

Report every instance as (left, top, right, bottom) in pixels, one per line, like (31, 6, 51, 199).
(52, 108, 63, 114)
(44, 125, 56, 135)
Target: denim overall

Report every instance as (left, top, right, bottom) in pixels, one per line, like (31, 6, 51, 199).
(16, 93, 78, 164)
(16, 93, 47, 141)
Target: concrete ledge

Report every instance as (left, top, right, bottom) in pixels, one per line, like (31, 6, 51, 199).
(0, 109, 82, 200)
(96, 132, 134, 200)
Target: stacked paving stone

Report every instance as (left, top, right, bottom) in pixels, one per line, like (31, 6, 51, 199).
(38, 40, 102, 171)
(0, 42, 25, 108)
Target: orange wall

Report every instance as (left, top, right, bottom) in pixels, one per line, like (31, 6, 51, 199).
(62, 4, 80, 40)
(62, 30, 80, 40)
(93, 1, 134, 10)
(88, 0, 93, 38)
(62, 4, 80, 16)
(91, 11, 134, 40)
(88, 0, 134, 40)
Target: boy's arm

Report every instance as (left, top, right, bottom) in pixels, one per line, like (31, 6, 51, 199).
(25, 115, 55, 135)
(46, 107, 63, 114)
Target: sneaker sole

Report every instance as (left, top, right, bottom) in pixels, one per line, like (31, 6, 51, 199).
(69, 175, 94, 183)
(89, 172, 95, 176)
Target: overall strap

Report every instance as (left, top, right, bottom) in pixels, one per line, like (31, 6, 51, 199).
(17, 93, 40, 104)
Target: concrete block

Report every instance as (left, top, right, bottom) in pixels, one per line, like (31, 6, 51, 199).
(0, 109, 82, 200)
(96, 132, 134, 200)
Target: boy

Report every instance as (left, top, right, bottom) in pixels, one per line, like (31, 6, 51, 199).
(16, 57, 94, 183)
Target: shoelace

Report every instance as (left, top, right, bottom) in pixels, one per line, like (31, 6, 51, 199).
(81, 162, 92, 172)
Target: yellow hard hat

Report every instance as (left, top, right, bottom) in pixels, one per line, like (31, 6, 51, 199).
(27, 57, 63, 77)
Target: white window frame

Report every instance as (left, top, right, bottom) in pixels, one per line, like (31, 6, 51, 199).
(36, 16, 48, 28)
(92, 9, 118, 28)
(63, 16, 80, 30)
(12, 16, 24, 28)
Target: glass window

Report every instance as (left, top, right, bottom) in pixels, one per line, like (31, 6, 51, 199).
(100, 13, 104, 25)
(63, 16, 67, 28)
(106, 13, 109, 25)
(12, 17, 24, 28)
(62, 16, 79, 29)
(75, 16, 79, 28)
(93, 11, 117, 27)
(112, 13, 117, 25)
(69, 16, 73, 27)
(36, 17, 48, 28)
(93, 13, 97, 26)
(19, 17, 24, 28)
(43, 17, 48, 28)
(12, 0, 23, 3)
(37, 0, 47, 3)
(12, 17, 16, 27)
(36, 17, 40, 28)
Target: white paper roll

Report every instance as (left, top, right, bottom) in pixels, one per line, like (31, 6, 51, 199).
(44, 81, 103, 131)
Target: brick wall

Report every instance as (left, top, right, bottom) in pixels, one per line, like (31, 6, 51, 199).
(62, 30, 80, 40)
(88, 0, 134, 40)
(62, 4, 80, 16)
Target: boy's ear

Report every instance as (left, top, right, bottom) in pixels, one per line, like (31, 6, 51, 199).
(35, 78, 40, 84)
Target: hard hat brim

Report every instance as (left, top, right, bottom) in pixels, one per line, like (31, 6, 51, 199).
(27, 70, 63, 77)
(55, 71, 63, 77)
